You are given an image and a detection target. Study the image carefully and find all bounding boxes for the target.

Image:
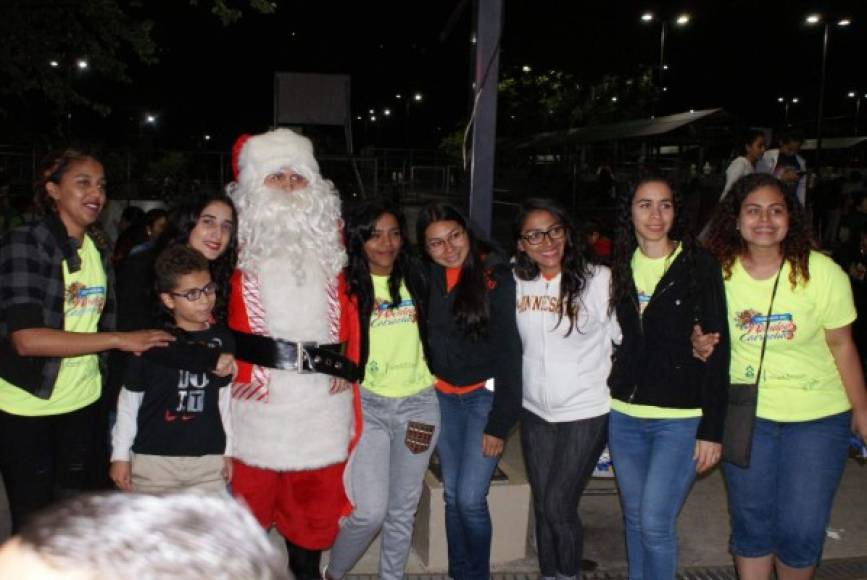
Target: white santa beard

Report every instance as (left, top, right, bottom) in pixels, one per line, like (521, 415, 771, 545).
(232, 180, 346, 283)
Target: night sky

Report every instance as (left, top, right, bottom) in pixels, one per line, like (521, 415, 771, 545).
(11, 0, 867, 151)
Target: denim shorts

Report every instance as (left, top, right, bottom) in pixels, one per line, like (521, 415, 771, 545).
(722, 411, 851, 568)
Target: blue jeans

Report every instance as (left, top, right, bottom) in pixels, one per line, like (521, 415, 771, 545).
(608, 410, 701, 580)
(435, 388, 499, 580)
(723, 411, 851, 569)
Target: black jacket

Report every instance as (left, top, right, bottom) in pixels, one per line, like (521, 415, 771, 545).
(0, 213, 115, 399)
(425, 255, 522, 439)
(608, 244, 729, 442)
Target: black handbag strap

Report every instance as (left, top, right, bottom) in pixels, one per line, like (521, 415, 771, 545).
(753, 264, 784, 386)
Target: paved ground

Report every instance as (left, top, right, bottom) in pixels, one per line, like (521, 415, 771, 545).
(2, 429, 866, 577)
(330, 431, 867, 576)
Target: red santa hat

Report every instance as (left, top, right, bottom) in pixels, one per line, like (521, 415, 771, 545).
(231, 128, 319, 183)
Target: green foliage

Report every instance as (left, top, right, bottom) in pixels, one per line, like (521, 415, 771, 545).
(498, 66, 655, 137)
(0, 0, 277, 132)
(193, 0, 277, 26)
(438, 127, 466, 164)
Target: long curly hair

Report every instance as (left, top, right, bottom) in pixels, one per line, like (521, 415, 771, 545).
(416, 202, 495, 340)
(704, 173, 811, 287)
(513, 198, 592, 335)
(610, 175, 690, 310)
(344, 200, 416, 320)
(156, 191, 239, 322)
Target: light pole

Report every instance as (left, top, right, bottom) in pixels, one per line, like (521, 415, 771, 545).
(805, 13, 852, 179)
(402, 91, 423, 146)
(777, 96, 800, 125)
(48, 57, 89, 138)
(847, 91, 866, 134)
(641, 11, 690, 115)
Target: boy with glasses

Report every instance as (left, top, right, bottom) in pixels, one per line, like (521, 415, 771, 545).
(110, 245, 235, 493)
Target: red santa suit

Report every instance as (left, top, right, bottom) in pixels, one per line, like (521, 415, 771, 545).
(226, 129, 361, 550)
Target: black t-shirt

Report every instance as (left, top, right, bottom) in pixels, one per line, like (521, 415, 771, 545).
(124, 325, 234, 457)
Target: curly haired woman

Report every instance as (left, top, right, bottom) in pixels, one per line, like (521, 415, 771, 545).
(696, 173, 867, 580)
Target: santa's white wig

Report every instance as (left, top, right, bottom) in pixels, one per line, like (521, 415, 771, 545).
(227, 129, 346, 283)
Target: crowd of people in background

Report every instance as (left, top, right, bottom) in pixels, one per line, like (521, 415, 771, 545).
(0, 128, 866, 580)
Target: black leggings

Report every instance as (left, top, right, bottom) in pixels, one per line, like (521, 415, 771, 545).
(0, 401, 99, 532)
(521, 410, 608, 578)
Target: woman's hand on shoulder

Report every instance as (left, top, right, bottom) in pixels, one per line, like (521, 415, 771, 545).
(691, 324, 719, 362)
(118, 330, 174, 354)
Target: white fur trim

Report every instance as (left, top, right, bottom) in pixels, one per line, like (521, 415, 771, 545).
(230, 258, 352, 470)
(236, 128, 319, 186)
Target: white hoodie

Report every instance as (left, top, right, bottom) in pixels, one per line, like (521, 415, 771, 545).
(515, 265, 621, 422)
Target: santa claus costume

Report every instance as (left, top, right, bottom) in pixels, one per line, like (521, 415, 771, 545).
(226, 129, 361, 580)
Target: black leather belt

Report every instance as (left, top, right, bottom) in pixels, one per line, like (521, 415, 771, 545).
(232, 331, 360, 382)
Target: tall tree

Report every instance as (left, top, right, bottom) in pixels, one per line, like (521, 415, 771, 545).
(0, 0, 276, 133)
(497, 66, 655, 138)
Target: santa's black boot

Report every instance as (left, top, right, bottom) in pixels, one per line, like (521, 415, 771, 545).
(286, 540, 322, 580)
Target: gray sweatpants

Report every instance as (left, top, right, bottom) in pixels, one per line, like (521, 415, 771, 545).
(328, 386, 440, 580)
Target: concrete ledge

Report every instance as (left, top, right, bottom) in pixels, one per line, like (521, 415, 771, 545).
(411, 459, 531, 569)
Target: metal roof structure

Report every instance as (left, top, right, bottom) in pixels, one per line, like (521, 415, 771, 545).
(517, 108, 725, 149)
(801, 136, 867, 150)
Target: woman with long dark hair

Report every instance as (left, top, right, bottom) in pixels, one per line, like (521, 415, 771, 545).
(116, 191, 238, 331)
(0, 149, 173, 530)
(416, 202, 522, 580)
(325, 200, 439, 580)
(513, 198, 619, 580)
(697, 173, 867, 580)
(608, 176, 729, 580)
(721, 129, 767, 200)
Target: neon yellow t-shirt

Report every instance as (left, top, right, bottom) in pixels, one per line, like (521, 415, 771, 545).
(361, 275, 434, 397)
(0, 235, 106, 416)
(726, 252, 854, 422)
(612, 243, 702, 419)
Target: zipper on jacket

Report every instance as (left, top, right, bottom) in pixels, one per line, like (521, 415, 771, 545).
(630, 277, 675, 401)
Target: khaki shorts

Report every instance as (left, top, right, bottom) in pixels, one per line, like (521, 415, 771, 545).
(131, 453, 227, 494)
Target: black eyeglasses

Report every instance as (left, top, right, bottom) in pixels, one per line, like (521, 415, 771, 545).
(170, 282, 218, 302)
(521, 224, 567, 245)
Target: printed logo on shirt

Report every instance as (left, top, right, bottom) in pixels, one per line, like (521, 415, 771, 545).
(734, 309, 797, 343)
(371, 297, 416, 328)
(637, 289, 651, 314)
(65, 282, 106, 316)
(516, 294, 561, 313)
(168, 370, 209, 421)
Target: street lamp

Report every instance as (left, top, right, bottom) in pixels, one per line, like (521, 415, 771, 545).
(413, 92, 423, 102)
(521, 64, 532, 73)
(847, 91, 866, 134)
(777, 96, 800, 124)
(144, 113, 157, 125)
(805, 12, 853, 179)
(641, 10, 691, 114)
(47, 57, 89, 137)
